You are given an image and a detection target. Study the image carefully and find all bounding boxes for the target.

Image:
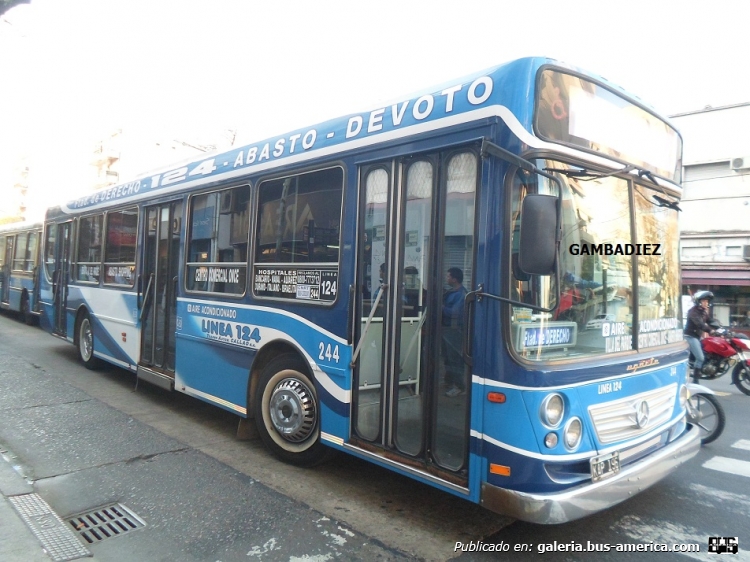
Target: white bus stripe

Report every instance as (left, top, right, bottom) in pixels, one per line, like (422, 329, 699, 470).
(703, 457, 750, 479)
(732, 440, 750, 452)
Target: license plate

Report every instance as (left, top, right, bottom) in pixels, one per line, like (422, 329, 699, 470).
(590, 451, 620, 482)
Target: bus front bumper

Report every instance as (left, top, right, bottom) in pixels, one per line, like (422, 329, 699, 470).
(480, 424, 700, 524)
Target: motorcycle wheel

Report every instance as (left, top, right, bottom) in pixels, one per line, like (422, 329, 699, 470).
(732, 363, 750, 396)
(688, 393, 725, 445)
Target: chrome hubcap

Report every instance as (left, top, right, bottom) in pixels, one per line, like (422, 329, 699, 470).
(268, 378, 316, 443)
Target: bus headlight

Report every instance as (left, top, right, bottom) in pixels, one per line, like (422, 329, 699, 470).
(679, 384, 688, 408)
(540, 394, 564, 427)
(563, 417, 582, 450)
(544, 432, 558, 448)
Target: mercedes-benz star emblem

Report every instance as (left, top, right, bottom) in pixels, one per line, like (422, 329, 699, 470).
(634, 400, 650, 429)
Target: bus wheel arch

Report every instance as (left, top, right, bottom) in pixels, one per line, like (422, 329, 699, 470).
(74, 307, 102, 370)
(247, 341, 307, 419)
(252, 346, 331, 466)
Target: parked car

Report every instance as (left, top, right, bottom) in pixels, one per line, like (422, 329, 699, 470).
(586, 313, 615, 330)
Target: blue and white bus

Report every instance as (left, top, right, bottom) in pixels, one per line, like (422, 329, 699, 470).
(0, 221, 43, 324)
(40, 57, 699, 523)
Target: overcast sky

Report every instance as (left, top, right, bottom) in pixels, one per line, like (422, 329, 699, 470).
(1, 0, 747, 218)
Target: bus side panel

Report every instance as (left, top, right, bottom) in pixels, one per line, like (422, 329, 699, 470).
(174, 335, 252, 415)
(27, 276, 39, 312)
(61, 285, 77, 341)
(6, 274, 26, 311)
(38, 273, 53, 332)
(315, 370, 350, 444)
(67, 286, 139, 368)
(176, 299, 351, 434)
(5, 282, 19, 311)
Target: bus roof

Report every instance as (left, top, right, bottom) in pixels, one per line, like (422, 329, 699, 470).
(49, 56, 675, 219)
(0, 221, 43, 235)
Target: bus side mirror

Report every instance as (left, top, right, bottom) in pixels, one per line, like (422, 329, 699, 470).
(518, 194, 558, 276)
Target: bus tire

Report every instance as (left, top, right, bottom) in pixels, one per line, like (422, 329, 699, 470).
(77, 312, 102, 370)
(254, 354, 332, 467)
(20, 294, 35, 326)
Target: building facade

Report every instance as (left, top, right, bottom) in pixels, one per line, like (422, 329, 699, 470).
(0, 160, 29, 224)
(1, 128, 236, 223)
(90, 129, 235, 191)
(671, 103, 750, 328)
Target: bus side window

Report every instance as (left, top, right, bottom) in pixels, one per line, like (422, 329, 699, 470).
(103, 208, 137, 286)
(253, 167, 344, 302)
(186, 185, 250, 295)
(76, 214, 104, 283)
(44, 227, 56, 281)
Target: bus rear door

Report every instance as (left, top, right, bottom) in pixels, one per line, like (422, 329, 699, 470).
(137, 201, 182, 390)
(1, 235, 13, 305)
(52, 222, 72, 336)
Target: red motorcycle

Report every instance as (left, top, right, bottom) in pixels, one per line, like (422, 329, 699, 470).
(689, 322, 750, 396)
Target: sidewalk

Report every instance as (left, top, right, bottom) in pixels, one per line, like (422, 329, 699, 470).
(0, 452, 91, 562)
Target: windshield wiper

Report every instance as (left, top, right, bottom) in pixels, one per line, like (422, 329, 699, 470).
(633, 183, 682, 212)
(634, 169, 682, 211)
(548, 164, 683, 211)
(544, 165, 635, 181)
(637, 168, 659, 185)
(652, 194, 682, 212)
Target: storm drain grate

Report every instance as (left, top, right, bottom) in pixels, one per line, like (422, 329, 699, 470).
(8, 493, 91, 562)
(67, 503, 146, 544)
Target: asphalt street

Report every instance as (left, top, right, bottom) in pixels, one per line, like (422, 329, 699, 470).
(1, 312, 749, 561)
(0, 344, 414, 561)
(0, 312, 512, 561)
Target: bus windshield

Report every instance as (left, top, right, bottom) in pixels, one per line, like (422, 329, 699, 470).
(509, 160, 682, 362)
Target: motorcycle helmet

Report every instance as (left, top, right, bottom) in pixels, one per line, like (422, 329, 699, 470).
(693, 290, 714, 303)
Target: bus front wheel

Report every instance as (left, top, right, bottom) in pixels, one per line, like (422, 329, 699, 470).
(254, 354, 331, 467)
(77, 313, 102, 370)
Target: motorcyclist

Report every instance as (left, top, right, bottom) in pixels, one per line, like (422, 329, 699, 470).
(684, 290, 715, 383)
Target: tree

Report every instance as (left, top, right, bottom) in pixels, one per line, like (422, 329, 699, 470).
(0, 0, 30, 17)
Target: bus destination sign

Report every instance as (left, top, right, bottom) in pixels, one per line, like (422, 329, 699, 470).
(513, 321, 578, 351)
(253, 266, 338, 302)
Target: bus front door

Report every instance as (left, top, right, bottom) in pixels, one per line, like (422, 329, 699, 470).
(137, 201, 182, 390)
(52, 222, 71, 336)
(353, 150, 477, 482)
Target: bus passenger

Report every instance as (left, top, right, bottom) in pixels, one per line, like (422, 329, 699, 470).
(372, 263, 386, 302)
(442, 267, 467, 397)
(556, 280, 580, 321)
(373, 262, 409, 306)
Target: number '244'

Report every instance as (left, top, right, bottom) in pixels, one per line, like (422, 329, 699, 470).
(319, 342, 340, 364)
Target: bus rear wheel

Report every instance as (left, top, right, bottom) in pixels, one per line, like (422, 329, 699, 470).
(254, 354, 331, 467)
(77, 312, 102, 370)
(20, 294, 35, 325)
